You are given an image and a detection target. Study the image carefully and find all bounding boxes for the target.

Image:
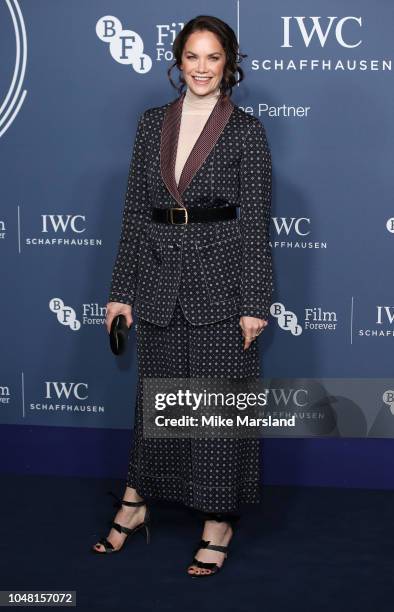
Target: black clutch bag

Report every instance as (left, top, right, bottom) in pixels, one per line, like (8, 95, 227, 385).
(109, 314, 130, 355)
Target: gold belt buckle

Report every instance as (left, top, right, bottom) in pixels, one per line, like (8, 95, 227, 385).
(169, 207, 188, 225)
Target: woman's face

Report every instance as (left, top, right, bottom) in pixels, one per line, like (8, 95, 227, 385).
(179, 30, 226, 96)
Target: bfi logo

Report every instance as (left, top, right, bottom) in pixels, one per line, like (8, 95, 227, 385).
(96, 16, 152, 72)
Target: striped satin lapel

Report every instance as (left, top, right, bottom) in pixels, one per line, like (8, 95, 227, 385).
(160, 93, 185, 207)
(160, 91, 235, 206)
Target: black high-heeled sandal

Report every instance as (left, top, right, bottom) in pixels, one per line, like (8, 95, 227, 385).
(91, 490, 151, 554)
(187, 512, 240, 578)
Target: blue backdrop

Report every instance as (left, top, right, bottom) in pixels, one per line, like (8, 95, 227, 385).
(1, 0, 393, 487)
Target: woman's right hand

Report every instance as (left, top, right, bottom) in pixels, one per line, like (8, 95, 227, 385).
(105, 302, 133, 334)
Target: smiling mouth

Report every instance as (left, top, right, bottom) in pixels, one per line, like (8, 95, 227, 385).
(192, 76, 212, 83)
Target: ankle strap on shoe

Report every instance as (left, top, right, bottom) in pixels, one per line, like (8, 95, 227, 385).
(121, 499, 146, 506)
(107, 490, 146, 508)
(202, 512, 240, 525)
(198, 539, 228, 553)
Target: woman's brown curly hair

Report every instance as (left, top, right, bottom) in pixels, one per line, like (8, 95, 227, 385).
(167, 15, 247, 98)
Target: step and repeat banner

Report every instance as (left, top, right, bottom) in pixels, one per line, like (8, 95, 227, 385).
(1, 1, 393, 444)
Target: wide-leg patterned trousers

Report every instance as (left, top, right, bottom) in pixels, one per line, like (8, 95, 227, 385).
(126, 296, 263, 513)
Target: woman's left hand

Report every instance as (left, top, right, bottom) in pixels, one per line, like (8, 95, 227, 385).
(239, 316, 268, 350)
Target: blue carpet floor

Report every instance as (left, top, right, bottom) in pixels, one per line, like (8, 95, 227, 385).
(0, 474, 392, 611)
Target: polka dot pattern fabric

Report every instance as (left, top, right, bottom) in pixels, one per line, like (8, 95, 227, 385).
(127, 297, 262, 513)
(108, 92, 274, 325)
(107, 91, 273, 513)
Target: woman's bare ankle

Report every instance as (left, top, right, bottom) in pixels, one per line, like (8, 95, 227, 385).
(202, 519, 233, 543)
(123, 486, 144, 503)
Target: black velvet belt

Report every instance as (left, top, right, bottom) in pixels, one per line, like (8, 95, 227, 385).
(152, 205, 239, 225)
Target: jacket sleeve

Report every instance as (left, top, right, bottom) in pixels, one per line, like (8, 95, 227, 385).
(108, 110, 150, 306)
(238, 118, 274, 320)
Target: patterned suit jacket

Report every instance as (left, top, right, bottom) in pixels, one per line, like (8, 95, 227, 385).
(108, 91, 274, 327)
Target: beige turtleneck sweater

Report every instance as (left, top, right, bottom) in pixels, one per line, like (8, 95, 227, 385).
(174, 86, 221, 187)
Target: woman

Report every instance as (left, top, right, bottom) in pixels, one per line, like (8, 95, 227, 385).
(92, 15, 274, 578)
